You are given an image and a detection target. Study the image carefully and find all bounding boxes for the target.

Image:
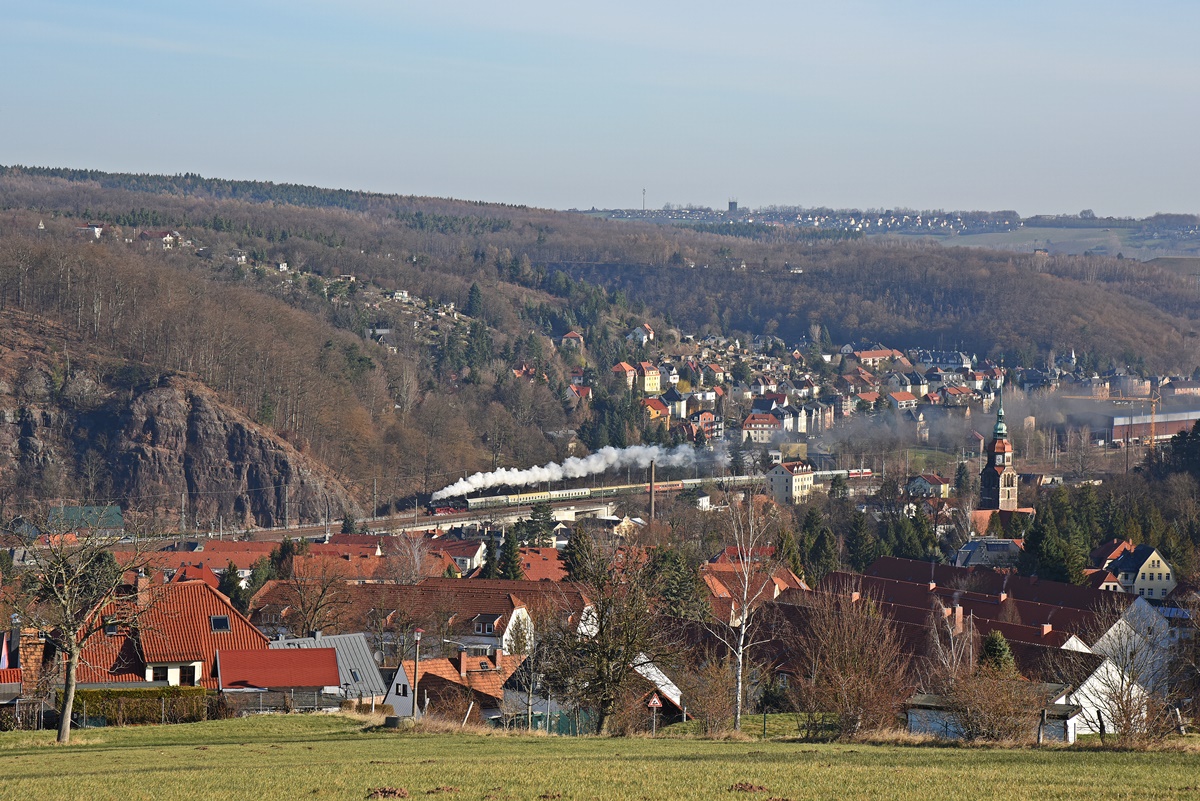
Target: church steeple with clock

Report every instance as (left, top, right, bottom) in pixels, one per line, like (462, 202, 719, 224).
(979, 378, 1017, 512)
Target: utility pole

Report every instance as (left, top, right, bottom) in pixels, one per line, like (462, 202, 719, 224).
(180, 492, 186, 535)
(284, 484, 289, 530)
(649, 460, 656, 522)
(373, 477, 379, 521)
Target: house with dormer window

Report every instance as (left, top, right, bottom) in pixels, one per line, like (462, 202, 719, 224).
(1106, 545, 1177, 600)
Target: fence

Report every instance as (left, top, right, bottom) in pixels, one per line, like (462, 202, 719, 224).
(0, 699, 49, 731)
(220, 690, 345, 717)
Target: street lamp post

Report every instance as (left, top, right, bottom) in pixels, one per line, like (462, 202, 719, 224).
(413, 628, 424, 718)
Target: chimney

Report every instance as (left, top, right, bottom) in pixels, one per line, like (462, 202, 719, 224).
(459, 648, 468, 679)
(850, 591, 861, 603)
(19, 628, 46, 697)
(1041, 623, 1053, 636)
(136, 571, 152, 602)
(311, 630, 322, 640)
(493, 647, 504, 670)
(953, 604, 964, 635)
(998, 591, 1008, 602)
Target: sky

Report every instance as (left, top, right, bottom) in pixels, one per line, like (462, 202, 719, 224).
(3, 1, 1198, 216)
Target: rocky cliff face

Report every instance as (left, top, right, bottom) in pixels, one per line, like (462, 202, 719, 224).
(0, 370, 361, 529)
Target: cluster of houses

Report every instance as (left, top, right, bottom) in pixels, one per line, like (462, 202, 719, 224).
(1, 525, 1188, 743)
(0, 408, 1188, 737)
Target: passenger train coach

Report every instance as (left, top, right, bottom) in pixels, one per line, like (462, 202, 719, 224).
(432, 469, 871, 513)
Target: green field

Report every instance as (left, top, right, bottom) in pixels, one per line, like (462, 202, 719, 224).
(875, 227, 1200, 260)
(3, 715, 1200, 800)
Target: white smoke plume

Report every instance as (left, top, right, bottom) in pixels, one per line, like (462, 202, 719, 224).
(431, 444, 705, 501)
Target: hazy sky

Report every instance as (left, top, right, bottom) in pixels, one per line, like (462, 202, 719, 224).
(4, 1, 1198, 216)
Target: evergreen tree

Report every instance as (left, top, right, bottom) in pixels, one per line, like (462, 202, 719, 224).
(562, 530, 592, 580)
(910, 510, 937, 557)
(729, 437, 746, 475)
(807, 528, 840, 585)
(845, 512, 880, 573)
(889, 515, 923, 560)
(466, 282, 484, 317)
(647, 547, 708, 619)
(777, 526, 805, 579)
(499, 531, 524, 580)
(954, 461, 974, 500)
(480, 536, 500, 579)
(245, 556, 275, 598)
(217, 561, 248, 614)
(799, 507, 826, 555)
(525, 502, 556, 546)
(979, 630, 1016, 675)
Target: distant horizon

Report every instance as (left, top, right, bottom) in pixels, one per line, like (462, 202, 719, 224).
(4, 3, 1197, 220)
(6, 162, 1197, 221)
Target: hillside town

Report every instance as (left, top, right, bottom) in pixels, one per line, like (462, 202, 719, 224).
(3, 391, 1197, 749)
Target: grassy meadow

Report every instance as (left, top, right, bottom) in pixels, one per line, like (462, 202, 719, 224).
(2, 714, 1199, 801)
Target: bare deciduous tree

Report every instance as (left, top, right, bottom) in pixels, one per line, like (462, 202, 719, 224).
(704, 490, 784, 731)
(1051, 593, 1178, 746)
(540, 529, 678, 735)
(3, 505, 167, 744)
(276, 556, 353, 637)
(382, 533, 430, 585)
(789, 586, 910, 740)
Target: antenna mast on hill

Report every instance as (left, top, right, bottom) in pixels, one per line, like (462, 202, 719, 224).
(642, 188, 646, 211)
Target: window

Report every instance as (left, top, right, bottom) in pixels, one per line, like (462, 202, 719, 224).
(152, 666, 168, 682)
(1159, 573, 1163, 582)
(180, 665, 197, 687)
(1167, 573, 1171, 581)
(350, 669, 361, 683)
(479, 661, 490, 671)
(210, 615, 231, 633)
(1141, 573, 1146, 580)
(104, 618, 118, 636)
(397, 683, 408, 697)
(1139, 588, 1145, 596)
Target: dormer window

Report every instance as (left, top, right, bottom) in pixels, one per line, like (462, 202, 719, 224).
(210, 615, 231, 633)
(104, 618, 118, 636)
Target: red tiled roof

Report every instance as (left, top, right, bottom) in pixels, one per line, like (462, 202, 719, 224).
(519, 547, 567, 582)
(401, 650, 526, 707)
(216, 647, 339, 690)
(865, 557, 1132, 617)
(172, 562, 221, 590)
(0, 668, 21, 684)
(80, 580, 268, 688)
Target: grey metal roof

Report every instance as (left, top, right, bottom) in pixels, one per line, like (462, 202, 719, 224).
(270, 633, 386, 699)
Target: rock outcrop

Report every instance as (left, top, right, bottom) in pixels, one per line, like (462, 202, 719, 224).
(107, 377, 361, 528)
(0, 371, 361, 529)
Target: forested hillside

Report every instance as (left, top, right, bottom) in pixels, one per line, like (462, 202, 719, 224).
(1, 166, 1197, 522)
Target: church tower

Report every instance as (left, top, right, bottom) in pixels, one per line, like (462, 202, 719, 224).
(980, 380, 1017, 511)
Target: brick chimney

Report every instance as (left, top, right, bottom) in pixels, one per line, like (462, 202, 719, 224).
(493, 647, 504, 670)
(953, 604, 964, 636)
(459, 647, 468, 679)
(1041, 623, 1053, 636)
(18, 628, 46, 697)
